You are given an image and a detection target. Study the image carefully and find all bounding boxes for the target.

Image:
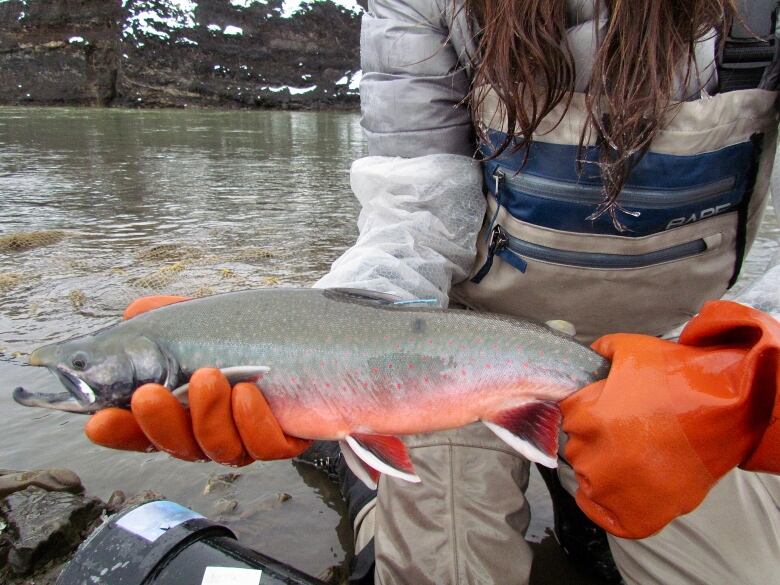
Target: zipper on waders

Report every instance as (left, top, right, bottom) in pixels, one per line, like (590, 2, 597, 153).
(498, 171, 737, 209)
(484, 168, 506, 239)
(471, 225, 526, 283)
(471, 224, 711, 284)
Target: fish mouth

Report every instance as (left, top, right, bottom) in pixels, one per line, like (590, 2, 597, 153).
(13, 366, 98, 413)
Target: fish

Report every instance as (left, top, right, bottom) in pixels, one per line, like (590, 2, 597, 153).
(12, 288, 609, 487)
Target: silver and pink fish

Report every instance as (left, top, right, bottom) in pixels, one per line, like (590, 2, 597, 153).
(13, 288, 609, 486)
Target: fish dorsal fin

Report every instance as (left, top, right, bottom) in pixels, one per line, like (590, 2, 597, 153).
(483, 400, 561, 468)
(324, 288, 402, 305)
(339, 440, 380, 490)
(345, 434, 420, 484)
(324, 288, 443, 309)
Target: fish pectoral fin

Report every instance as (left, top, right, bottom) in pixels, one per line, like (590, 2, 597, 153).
(339, 440, 380, 490)
(171, 366, 271, 404)
(483, 400, 561, 468)
(220, 366, 271, 386)
(345, 434, 420, 484)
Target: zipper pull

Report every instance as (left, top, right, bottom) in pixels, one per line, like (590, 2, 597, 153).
(491, 225, 509, 254)
(492, 168, 505, 195)
(484, 168, 506, 241)
(471, 225, 509, 284)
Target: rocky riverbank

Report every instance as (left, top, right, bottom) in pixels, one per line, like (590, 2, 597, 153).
(0, 468, 347, 585)
(0, 469, 112, 585)
(0, 0, 362, 109)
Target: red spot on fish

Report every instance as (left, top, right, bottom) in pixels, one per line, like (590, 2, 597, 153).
(290, 376, 297, 384)
(371, 368, 379, 374)
(408, 363, 415, 369)
(485, 364, 492, 369)
(461, 369, 467, 377)
(506, 359, 513, 365)
(325, 383, 332, 389)
(396, 383, 402, 390)
(423, 376, 429, 383)
(387, 364, 393, 369)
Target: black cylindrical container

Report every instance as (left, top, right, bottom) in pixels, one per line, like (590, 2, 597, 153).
(56, 500, 326, 585)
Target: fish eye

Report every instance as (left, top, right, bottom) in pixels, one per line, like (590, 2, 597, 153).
(71, 352, 89, 371)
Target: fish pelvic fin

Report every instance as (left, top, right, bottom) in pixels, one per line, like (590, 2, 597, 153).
(345, 434, 420, 484)
(483, 400, 561, 468)
(339, 440, 380, 490)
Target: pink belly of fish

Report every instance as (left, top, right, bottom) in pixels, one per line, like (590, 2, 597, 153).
(263, 369, 572, 441)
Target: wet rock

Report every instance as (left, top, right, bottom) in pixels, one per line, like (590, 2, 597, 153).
(203, 472, 241, 495)
(119, 489, 165, 511)
(213, 498, 239, 514)
(1, 486, 104, 575)
(106, 490, 127, 513)
(277, 492, 292, 503)
(0, 468, 83, 498)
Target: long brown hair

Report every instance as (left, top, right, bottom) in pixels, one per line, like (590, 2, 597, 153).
(466, 0, 737, 229)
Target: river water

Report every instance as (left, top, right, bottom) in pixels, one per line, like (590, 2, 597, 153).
(0, 107, 778, 582)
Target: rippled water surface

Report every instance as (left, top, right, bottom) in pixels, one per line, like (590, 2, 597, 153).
(0, 106, 777, 582)
(0, 106, 366, 579)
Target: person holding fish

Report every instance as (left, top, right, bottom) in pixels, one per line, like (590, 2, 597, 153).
(58, 0, 780, 583)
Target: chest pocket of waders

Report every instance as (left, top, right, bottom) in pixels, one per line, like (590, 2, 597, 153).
(451, 90, 779, 343)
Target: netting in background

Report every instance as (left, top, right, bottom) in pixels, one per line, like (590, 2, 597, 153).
(0, 230, 304, 358)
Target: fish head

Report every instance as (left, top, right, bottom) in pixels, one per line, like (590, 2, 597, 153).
(14, 330, 179, 413)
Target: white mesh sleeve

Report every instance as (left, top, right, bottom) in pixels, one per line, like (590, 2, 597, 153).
(313, 154, 485, 306)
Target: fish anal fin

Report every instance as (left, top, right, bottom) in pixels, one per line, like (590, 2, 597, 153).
(484, 400, 561, 468)
(339, 440, 379, 490)
(346, 434, 420, 484)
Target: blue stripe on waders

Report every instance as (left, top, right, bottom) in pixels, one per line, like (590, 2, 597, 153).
(481, 130, 759, 237)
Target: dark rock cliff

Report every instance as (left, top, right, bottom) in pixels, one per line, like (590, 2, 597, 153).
(0, 0, 362, 109)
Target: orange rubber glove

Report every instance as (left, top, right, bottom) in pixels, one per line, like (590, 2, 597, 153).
(85, 296, 311, 464)
(561, 300, 780, 539)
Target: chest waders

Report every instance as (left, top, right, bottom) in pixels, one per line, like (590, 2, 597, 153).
(452, 86, 778, 343)
(450, 7, 780, 581)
